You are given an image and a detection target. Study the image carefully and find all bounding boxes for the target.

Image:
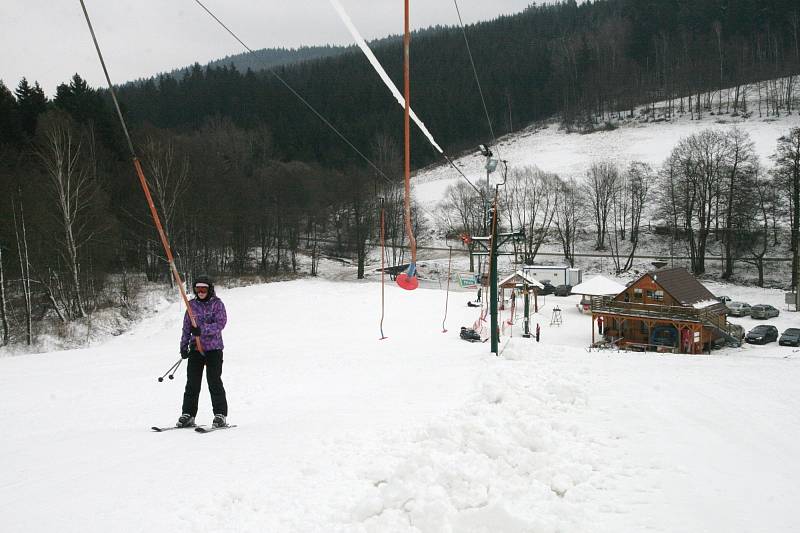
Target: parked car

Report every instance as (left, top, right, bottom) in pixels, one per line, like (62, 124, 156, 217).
(745, 325, 779, 344)
(554, 284, 572, 296)
(779, 328, 800, 346)
(726, 302, 751, 317)
(539, 281, 555, 295)
(750, 304, 780, 319)
(716, 295, 732, 304)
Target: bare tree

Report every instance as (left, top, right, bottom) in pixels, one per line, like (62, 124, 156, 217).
(370, 132, 406, 269)
(721, 128, 758, 279)
(584, 161, 619, 250)
(347, 170, 374, 279)
(12, 194, 33, 344)
(609, 162, 652, 273)
(0, 244, 8, 346)
(383, 185, 408, 269)
(772, 127, 800, 288)
(140, 134, 190, 248)
(664, 130, 728, 274)
(503, 166, 559, 264)
(627, 162, 652, 245)
(553, 177, 583, 267)
(741, 169, 773, 287)
(35, 112, 98, 319)
(440, 181, 483, 271)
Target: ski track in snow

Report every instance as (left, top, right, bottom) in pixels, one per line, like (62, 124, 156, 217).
(2, 279, 800, 532)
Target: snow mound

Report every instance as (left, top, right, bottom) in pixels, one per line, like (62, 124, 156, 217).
(347, 345, 619, 532)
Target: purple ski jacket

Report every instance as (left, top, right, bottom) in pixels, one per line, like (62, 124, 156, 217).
(180, 296, 227, 352)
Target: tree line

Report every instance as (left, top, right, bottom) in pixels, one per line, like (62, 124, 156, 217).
(439, 125, 800, 288)
(8, 0, 798, 167)
(0, 75, 423, 348)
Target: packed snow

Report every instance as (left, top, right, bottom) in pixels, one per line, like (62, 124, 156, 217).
(2, 277, 799, 532)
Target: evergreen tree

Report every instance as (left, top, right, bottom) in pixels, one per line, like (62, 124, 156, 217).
(14, 78, 47, 139)
(0, 81, 21, 145)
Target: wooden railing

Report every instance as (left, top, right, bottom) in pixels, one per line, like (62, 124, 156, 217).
(590, 296, 712, 322)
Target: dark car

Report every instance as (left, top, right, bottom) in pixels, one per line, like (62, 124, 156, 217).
(745, 325, 779, 344)
(539, 281, 555, 295)
(779, 328, 800, 346)
(716, 295, 732, 305)
(554, 284, 572, 296)
(750, 304, 780, 319)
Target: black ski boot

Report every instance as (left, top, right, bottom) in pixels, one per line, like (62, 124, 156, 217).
(212, 414, 228, 428)
(176, 413, 195, 428)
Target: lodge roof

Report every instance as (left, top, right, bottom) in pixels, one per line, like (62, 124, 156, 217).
(646, 267, 722, 307)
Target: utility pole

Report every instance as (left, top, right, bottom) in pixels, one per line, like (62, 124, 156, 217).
(489, 203, 499, 353)
(471, 226, 524, 354)
(468, 147, 523, 355)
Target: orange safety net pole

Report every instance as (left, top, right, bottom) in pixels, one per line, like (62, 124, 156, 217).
(78, 0, 203, 352)
(396, 0, 418, 291)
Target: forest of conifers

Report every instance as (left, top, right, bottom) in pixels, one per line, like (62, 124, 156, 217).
(0, 0, 799, 346)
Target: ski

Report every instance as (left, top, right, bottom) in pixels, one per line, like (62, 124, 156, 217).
(195, 424, 237, 433)
(151, 425, 203, 432)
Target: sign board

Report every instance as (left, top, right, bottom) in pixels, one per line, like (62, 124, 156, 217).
(785, 292, 797, 304)
(693, 331, 701, 342)
(457, 273, 479, 289)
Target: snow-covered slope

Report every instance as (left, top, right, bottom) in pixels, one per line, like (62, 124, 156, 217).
(2, 279, 799, 532)
(413, 95, 800, 209)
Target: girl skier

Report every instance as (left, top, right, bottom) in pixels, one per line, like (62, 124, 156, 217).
(176, 275, 229, 428)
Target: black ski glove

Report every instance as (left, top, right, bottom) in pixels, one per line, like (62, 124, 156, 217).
(190, 325, 201, 336)
(180, 345, 191, 359)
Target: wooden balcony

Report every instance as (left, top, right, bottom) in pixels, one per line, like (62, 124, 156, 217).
(590, 296, 726, 327)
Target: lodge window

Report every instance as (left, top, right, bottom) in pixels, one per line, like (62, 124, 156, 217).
(653, 290, 664, 301)
(633, 288, 643, 300)
(646, 290, 654, 300)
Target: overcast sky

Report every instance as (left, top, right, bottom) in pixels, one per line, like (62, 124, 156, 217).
(2, 0, 535, 96)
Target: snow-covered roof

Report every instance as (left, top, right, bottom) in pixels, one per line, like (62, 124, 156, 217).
(692, 299, 720, 309)
(498, 271, 544, 289)
(570, 275, 626, 296)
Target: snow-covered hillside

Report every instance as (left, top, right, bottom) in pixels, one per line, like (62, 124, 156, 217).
(413, 89, 800, 209)
(2, 279, 799, 532)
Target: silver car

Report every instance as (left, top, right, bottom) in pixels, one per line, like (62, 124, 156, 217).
(750, 304, 780, 319)
(726, 302, 751, 317)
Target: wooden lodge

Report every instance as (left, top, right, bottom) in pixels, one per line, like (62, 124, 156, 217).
(590, 267, 741, 353)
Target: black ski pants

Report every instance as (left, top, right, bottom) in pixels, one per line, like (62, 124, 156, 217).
(182, 349, 228, 417)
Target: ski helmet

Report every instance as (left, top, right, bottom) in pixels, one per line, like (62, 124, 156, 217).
(192, 274, 215, 298)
